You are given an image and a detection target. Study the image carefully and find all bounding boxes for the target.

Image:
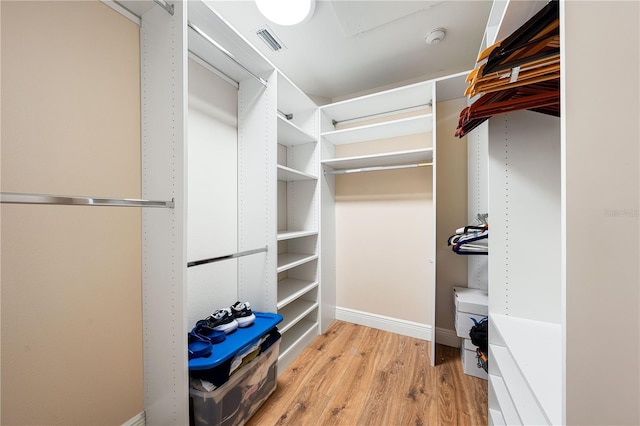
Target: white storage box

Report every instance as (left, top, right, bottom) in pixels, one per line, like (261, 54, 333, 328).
(453, 286, 488, 338)
(461, 338, 488, 380)
(190, 341, 279, 426)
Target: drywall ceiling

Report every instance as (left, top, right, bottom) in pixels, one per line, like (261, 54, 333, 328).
(209, 0, 493, 102)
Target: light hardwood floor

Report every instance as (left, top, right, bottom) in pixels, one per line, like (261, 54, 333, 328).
(247, 321, 488, 426)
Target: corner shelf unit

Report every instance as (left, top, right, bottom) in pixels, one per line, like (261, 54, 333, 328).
(275, 71, 322, 372)
(321, 148, 433, 173)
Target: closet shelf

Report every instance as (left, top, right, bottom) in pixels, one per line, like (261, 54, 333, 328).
(279, 319, 318, 360)
(278, 115, 316, 146)
(277, 165, 317, 182)
(277, 230, 318, 241)
(489, 374, 520, 426)
(277, 252, 318, 273)
(321, 148, 433, 171)
(491, 313, 562, 425)
(277, 278, 319, 309)
(321, 114, 433, 145)
(278, 300, 319, 334)
(320, 80, 433, 124)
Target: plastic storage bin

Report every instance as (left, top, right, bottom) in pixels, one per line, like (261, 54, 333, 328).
(190, 340, 279, 426)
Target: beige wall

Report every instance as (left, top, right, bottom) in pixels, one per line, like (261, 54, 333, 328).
(434, 98, 468, 335)
(564, 1, 639, 424)
(1, 1, 143, 424)
(335, 133, 433, 324)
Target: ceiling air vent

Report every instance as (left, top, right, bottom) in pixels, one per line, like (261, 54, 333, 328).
(256, 26, 287, 52)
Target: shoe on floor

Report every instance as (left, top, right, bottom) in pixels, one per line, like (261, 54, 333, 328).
(207, 308, 239, 334)
(230, 301, 256, 327)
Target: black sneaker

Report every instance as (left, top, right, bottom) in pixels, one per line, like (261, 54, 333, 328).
(230, 301, 256, 327)
(207, 308, 238, 334)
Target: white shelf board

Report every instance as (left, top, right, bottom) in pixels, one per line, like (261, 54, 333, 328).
(279, 319, 318, 358)
(491, 313, 562, 425)
(277, 278, 319, 309)
(277, 230, 318, 241)
(277, 252, 318, 273)
(278, 300, 319, 334)
(320, 80, 433, 123)
(321, 148, 433, 171)
(278, 115, 316, 146)
(489, 408, 506, 426)
(277, 165, 317, 181)
(489, 374, 521, 426)
(321, 114, 432, 145)
(277, 72, 316, 115)
(491, 345, 548, 425)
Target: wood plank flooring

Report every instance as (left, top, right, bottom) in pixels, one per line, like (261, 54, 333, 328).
(247, 321, 488, 426)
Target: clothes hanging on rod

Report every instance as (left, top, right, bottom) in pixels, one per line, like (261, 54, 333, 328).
(455, 0, 559, 138)
(448, 223, 488, 255)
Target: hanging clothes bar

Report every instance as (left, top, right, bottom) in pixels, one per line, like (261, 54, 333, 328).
(0, 192, 174, 208)
(331, 103, 432, 127)
(324, 162, 432, 175)
(152, 0, 174, 16)
(188, 22, 268, 88)
(187, 246, 268, 268)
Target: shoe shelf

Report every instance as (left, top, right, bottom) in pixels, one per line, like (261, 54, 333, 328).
(277, 230, 318, 241)
(277, 277, 319, 310)
(276, 252, 318, 273)
(278, 300, 319, 334)
(278, 316, 319, 369)
(321, 148, 433, 172)
(489, 313, 562, 426)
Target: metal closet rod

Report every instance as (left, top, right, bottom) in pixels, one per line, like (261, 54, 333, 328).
(0, 192, 174, 208)
(331, 102, 433, 127)
(188, 22, 268, 88)
(187, 246, 268, 268)
(153, 0, 174, 16)
(324, 162, 432, 175)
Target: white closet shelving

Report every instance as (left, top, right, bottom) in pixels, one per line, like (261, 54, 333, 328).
(136, 0, 327, 421)
(275, 72, 322, 372)
(320, 79, 436, 362)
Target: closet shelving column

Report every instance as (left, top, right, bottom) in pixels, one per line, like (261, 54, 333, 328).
(319, 80, 436, 358)
(275, 72, 321, 372)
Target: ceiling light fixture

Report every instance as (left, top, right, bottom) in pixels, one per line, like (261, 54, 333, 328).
(255, 0, 316, 26)
(425, 28, 446, 45)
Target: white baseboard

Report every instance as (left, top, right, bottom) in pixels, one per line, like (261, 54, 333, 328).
(335, 306, 432, 341)
(435, 327, 462, 348)
(122, 411, 145, 426)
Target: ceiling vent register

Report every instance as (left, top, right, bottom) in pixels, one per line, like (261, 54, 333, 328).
(256, 27, 287, 52)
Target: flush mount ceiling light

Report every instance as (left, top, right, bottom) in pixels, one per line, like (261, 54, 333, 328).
(255, 0, 316, 26)
(425, 28, 446, 45)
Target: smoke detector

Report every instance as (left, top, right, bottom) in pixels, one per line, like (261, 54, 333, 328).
(425, 28, 446, 45)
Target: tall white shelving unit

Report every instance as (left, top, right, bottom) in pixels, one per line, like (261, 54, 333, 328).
(476, 2, 563, 425)
(134, 0, 327, 422)
(274, 72, 322, 372)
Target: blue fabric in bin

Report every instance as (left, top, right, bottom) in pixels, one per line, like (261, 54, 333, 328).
(188, 312, 282, 371)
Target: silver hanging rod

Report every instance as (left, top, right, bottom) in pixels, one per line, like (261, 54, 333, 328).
(0, 192, 174, 208)
(187, 246, 268, 268)
(331, 102, 433, 127)
(153, 0, 174, 16)
(188, 22, 268, 88)
(324, 162, 432, 175)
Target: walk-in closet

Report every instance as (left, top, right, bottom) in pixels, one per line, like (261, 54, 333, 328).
(1, 0, 638, 425)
